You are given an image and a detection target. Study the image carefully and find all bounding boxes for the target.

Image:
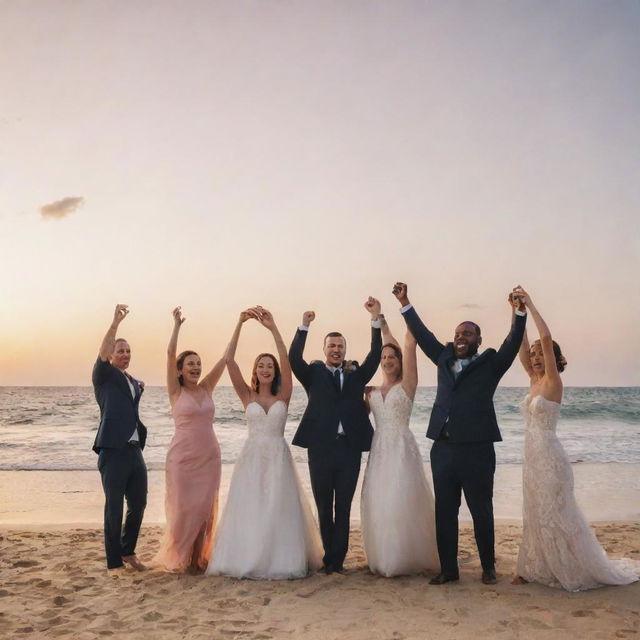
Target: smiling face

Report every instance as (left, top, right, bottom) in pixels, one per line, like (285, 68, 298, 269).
(380, 344, 402, 380)
(453, 322, 481, 359)
(111, 339, 131, 371)
(324, 334, 346, 367)
(179, 352, 202, 385)
(251, 353, 281, 395)
(256, 355, 275, 385)
(529, 342, 545, 375)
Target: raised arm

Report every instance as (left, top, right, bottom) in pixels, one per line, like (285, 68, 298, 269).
(225, 311, 253, 407)
(401, 330, 418, 400)
(166, 307, 185, 401)
(253, 307, 293, 403)
(380, 314, 400, 349)
(510, 292, 534, 379)
(288, 311, 315, 388)
(358, 297, 383, 383)
(513, 287, 562, 394)
(99, 304, 129, 361)
(393, 282, 445, 364)
(493, 290, 527, 376)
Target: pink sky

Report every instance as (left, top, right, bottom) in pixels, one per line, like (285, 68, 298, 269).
(1, 1, 638, 386)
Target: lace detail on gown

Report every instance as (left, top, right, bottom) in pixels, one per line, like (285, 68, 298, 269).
(206, 400, 322, 579)
(361, 384, 439, 576)
(517, 394, 639, 591)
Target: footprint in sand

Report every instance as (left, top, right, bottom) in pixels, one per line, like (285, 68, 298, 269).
(142, 611, 163, 621)
(12, 560, 39, 568)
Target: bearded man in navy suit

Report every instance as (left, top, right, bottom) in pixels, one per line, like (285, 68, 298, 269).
(394, 282, 526, 585)
(92, 304, 148, 573)
(289, 297, 382, 574)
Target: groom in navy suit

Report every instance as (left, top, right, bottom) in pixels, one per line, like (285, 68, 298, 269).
(290, 298, 382, 573)
(394, 282, 526, 585)
(92, 304, 147, 572)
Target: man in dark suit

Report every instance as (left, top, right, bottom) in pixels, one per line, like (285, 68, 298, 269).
(289, 298, 382, 574)
(394, 282, 526, 585)
(92, 304, 147, 573)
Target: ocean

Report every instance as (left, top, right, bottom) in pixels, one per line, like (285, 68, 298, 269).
(1, 386, 638, 471)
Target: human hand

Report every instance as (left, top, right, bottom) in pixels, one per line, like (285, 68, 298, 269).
(509, 285, 528, 312)
(302, 311, 315, 327)
(112, 304, 129, 326)
(392, 282, 410, 307)
(172, 306, 186, 327)
(364, 296, 381, 319)
(239, 309, 254, 323)
(253, 306, 276, 330)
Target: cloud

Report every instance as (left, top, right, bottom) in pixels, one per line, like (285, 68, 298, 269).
(40, 196, 85, 220)
(460, 303, 482, 309)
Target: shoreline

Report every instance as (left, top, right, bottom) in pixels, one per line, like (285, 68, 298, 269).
(1, 462, 639, 526)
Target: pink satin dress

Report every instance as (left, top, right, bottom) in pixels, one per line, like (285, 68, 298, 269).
(155, 388, 221, 572)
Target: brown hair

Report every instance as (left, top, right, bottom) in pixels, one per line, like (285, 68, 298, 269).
(176, 350, 199, 386)
(382, 343, 403, 377)
(531, 340, 567, 373)
(251, 353, 281, 396)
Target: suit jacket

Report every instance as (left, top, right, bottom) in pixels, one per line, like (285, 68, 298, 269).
(402, 307, 526, 443)
(289, 327, 382, 452)
(92, 357, 147, 453)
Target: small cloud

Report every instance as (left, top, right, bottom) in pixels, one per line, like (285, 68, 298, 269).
(460, 303, 482, 309)
(40, 196, 85, 220)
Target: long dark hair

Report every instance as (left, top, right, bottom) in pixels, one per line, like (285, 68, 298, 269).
(176, 350, 199, 386)
(251, 353, 281, 396)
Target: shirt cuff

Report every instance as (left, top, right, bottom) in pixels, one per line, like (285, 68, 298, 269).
(298, 325, 309, 332)
(400, 303, 413, 314)
(515, 309, 527, 317)
(371, 318, 383, 329)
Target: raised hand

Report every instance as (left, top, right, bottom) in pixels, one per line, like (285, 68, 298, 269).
(239, 309, 255, 323)
(253, 306, 275, 330)
(302, 311, 315, 327)
(364, 296, 381, 318)
(172, 306, 186, 327)
(112, 304, 129, 326)
(509, 285, 527, 312)
(392, 282, 409, 306)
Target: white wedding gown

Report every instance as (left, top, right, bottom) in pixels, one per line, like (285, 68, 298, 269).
(206, 400, 322, 579)
(361, 384, 439, 576)
(517, 394, 639, 591)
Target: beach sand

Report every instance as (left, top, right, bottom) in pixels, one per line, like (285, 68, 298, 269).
(1, 522, 639, 639)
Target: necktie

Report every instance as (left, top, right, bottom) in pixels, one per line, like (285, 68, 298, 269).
(333, 368, 342, 391)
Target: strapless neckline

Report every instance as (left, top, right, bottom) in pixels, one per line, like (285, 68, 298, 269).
(247, 399, 286, 415)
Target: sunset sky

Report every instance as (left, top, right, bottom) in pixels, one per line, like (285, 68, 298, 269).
(1, 1, 638, 387)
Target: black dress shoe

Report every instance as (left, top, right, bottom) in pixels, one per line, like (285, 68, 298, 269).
(481, 569, 497, 585)
(322, 564, 334, 575)
(429, 572, 459, 585)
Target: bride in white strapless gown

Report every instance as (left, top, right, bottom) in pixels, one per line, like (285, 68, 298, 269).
(206, 308, 322, 579)
(512, 287, 639, 591)
(361, 318, 439, 576)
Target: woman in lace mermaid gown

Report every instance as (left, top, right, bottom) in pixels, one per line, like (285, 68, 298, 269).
(512, 287, 639, 591)
(155, 307, 225, 573)
(207, 307, 322, 579)
(361, 313, 439, 577)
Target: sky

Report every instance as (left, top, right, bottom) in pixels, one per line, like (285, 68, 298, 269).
(1, 0, 638, 387)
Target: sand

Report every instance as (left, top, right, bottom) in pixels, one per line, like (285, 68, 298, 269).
(1, 522, 638, 640)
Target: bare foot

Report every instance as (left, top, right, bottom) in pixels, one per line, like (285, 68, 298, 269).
(511, 575, 528, 585)
(123, 555, 147, 571)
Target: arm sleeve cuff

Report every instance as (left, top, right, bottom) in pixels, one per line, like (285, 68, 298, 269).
(515, 309, 527, 317)
(371, 319, 383, 329)
(400, 303, 413, 314)
(298, 325, 309, 332)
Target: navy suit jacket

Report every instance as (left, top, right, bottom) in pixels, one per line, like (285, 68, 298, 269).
(402, 307, 526, 443)
(289, 327, 382, 452)
(92, 357, 147, 453)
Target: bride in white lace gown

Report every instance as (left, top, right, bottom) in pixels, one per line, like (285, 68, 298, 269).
(512, 287, 639, 591)
(361, 314, 439, 576)
(206, 307, 322, 579)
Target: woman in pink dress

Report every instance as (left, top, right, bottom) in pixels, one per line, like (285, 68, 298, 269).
(155, 307, 225, 573)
